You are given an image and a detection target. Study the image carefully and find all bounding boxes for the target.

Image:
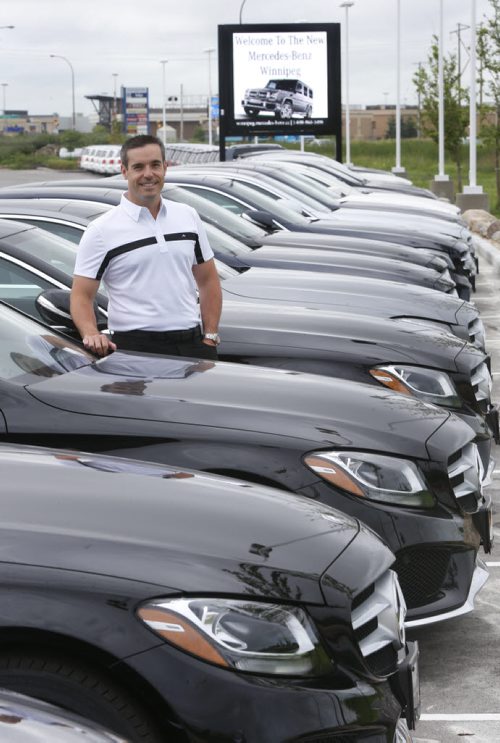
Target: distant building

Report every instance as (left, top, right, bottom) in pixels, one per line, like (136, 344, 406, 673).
(342, 105, 419, 141)
(0, 111, 59, 135)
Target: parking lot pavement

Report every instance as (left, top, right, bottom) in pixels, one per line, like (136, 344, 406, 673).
(412, 249, 500, 743)
(0, 167, 100, 187)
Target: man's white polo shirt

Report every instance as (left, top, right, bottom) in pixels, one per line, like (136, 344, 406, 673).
(74, 194, 214, 332)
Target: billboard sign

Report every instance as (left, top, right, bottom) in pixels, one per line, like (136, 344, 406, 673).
(122, 87, 150, 135)
(218, 23, 341, 145)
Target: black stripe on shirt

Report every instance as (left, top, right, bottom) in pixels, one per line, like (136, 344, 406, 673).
(163, 232, 205, 264)
(96, 236, 157, 280)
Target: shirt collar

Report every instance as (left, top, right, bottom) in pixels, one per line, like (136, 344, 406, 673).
(120, 193, 167, 222)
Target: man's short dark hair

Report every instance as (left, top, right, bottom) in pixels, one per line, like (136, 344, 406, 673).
(121, 135, 165, 167)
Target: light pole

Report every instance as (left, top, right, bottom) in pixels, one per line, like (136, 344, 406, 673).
(456, 0, 488, 210)
(392, 0, 405, 175)
(112, 73, 119, 123)
(50, 54, 75, 130)
(160, 60, 168, 146)
(204, 48, 215, 146)
(437, 1, 446, 180)
(239, 0, 247, 23)
(340, 1, 354, 166)
(1, 83, 7, 115)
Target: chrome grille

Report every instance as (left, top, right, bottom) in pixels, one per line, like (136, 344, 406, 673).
(471, 361, 492, 403)
(351, 570, 406, 675)
(468, 316, 485, 349)
(447, 442, 483, 509)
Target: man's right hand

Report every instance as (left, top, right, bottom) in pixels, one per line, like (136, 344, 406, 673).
(82, 333, 117, 356)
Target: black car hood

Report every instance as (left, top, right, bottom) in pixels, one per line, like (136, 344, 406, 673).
(221, 301, 468, 369)
(316, 207, 465, 240)
(0, 444, 366, 603)
(222, 268, 465, 325)
(261, 232, 452, 269)
(247, 246, 443, 286)
(26, 354, 449, 458)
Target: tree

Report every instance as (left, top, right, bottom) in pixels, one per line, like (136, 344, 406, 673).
(413, 37, 469, 191)
(477, 0, 500, 209)
(385, 116, 418, 139)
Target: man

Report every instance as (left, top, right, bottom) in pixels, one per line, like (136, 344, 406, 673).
(71, 134, 222, 359)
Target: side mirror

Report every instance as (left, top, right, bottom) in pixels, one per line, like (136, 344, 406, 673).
(36, 289, 108, 332)
(241, 209, 278, 231)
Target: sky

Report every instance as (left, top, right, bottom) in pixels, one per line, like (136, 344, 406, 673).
(0, 0, 494, 119)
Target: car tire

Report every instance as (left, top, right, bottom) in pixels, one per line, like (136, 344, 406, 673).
(244, 108, 258, 118)
(276, 101, 293, 119)
(0, 651, 168, 742)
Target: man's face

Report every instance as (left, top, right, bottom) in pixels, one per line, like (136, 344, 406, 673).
(121, 144, 167, 206)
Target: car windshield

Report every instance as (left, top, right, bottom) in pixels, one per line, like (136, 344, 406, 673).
(266, 80, 297, 91)
(0, 303, 91, 384)
(173, 180, 311, 226)
(203, 223, 253, 256)
(165, 186, 267, 244)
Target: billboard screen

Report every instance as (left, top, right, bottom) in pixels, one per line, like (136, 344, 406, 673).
(218, 23, 340, 141)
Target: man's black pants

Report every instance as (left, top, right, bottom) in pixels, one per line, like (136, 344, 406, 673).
(111, 325, 218, 360)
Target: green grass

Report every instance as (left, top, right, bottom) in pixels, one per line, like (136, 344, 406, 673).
(299, 138, 499, 216)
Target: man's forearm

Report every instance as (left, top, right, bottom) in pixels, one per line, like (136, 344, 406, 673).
(199, 282, 222, 333)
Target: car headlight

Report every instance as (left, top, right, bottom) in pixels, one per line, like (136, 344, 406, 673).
(137, 598, 332, 676)
(369, 365, 461, 408)
(304, 451, 434, 507)
(435, 276, 456, 293)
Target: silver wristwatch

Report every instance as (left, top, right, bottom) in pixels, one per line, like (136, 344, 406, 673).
(204, 332, 220, 345)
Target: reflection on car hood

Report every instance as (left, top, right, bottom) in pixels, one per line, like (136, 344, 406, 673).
(222, 269, 465, 324)
(26, 353, 449, 459)
(0, 444, 365, 602)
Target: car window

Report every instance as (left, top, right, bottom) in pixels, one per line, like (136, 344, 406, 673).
(7, 229, 77, 275)
(0, 303, 90, 383)
(0, 256, 63, 321)
(4, 218, 83, 245)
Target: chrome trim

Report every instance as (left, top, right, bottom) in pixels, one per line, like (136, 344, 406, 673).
(405, 560, 489, 628)
(471, 361, 492, 403)
(447, 442, 483, 501)
(352, 569, 406, 658)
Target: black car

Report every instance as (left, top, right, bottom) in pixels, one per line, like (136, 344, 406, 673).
(0, 210, 483, 352)
(0, 198, 458, 295)
(0, 443, 418, 741)
(154, 173, 476, 290)
(0, 220, 495, 450)
(0, 183, 458, 274)
(193, 160, 462, 222)
(0, 303, 491, 627)
(239, 150, 441, 199)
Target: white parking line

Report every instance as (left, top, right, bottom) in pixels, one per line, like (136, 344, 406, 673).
(420, 714, 500, 721)
(486, 562, 500, 567)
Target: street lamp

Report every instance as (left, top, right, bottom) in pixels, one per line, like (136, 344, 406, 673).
(392, 0, 405, 175)
(239, 0, 247, 23)
(340, 1, 354, 166)
(50, 54, 76, 130)
(160, 60, 168, 146)
(204, 48, 216, 146)
(1, 83, 7, 115)
(112, 73, 119, 122)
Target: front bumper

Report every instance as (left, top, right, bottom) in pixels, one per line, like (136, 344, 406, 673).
(120, 642, 408, 742)
(405, 559, 489, 628)
(298, 481, 487, 624)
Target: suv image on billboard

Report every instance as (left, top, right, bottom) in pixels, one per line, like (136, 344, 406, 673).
(242, 79, 313, 119)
